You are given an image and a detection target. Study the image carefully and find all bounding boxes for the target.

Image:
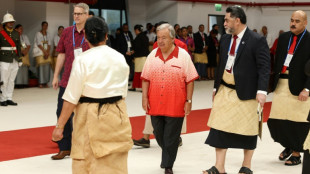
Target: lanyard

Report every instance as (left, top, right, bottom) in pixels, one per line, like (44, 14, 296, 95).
(72, 25, 85, 48)
(287, 29, 306, 54)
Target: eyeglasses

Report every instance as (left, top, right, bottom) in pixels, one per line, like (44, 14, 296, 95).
(73, 12, 86, 16)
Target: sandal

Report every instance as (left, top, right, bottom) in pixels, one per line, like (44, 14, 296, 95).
(279, 148, 293, 161)
(238, 167, 253, 174)
(285, 155, 301, 166)
(203, 166, 227, 174)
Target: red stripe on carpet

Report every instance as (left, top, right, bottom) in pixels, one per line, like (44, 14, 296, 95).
(0, 102, 272, 162)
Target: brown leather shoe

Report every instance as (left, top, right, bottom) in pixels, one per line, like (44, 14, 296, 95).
(165, 168, 173, 174)
(51, 150, 70, 160)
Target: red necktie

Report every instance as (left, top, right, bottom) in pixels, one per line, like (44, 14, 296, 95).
(227, 35, 238, 73)
(282, 35, 297, 73)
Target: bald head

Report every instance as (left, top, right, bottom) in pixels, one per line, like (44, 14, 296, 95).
(294, 10, 307, 21)
(290, 10, 307, 35)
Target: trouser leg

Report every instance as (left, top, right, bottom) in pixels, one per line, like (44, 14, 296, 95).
(151, 116, 184, 168)
(56, 87, 73, 151)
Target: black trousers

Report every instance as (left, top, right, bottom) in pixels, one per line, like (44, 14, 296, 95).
(56, 87, 73, 151)
(151, 116, 184, 168)
(303, 150, 310, 174)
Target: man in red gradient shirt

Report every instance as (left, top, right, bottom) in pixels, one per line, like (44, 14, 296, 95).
(141, 23, 198, 174)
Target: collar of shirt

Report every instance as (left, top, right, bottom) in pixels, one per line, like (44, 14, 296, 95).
(74, 24, 84, 34)
(155, 45, 179, 62)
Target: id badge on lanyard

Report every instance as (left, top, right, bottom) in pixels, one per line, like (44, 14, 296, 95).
(72, 25, 85, 58)
(21, 42, 27, 49)
(74, 47, 83, 58)
(43, 42, 48, 50)
(127, 41, 132, 48)
(284, 54, 293, 67)
(225, 54, 235, 70)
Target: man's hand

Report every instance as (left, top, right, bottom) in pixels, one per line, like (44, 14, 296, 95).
(126, 51, 131, 56)
(256, 93, 266, 107)
(142, 97, 150, 112)
(184, 102, 192, 116)
(298, 89, 309, 101)
(52, 76, 59, 90)
(52, 127, 64, 142)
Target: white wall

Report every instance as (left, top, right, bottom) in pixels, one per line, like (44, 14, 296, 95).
(46, 2, 70, 42)
(0, 0, 15, 17)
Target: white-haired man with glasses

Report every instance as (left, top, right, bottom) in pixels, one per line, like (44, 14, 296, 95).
(51, 2, 90, 160)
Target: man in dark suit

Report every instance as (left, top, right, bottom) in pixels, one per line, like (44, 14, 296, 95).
(193, 24, 208, 80)
(204, 6, 270, 174)
(268, 10, 310, 166)
(116, 23, 134, 80)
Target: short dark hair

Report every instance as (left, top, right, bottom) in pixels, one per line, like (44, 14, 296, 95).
(85, 17, 108, 46)
(181, 27, 187, 31)
(15, 24, 22, 29)
(89, 11, 95, 16)
(187, 25, 192, 28)
(211, 29, 218, 35)
(134, 24, 143, 32)
(226, 6, 247, 24)
(212, 24, 219, 29)
(199, 24, 204, 28)
(174, 24, 180, 28)
(58, 26, 64, 30)
(122, 23, 128, 27)
(41, 21, 48, 26)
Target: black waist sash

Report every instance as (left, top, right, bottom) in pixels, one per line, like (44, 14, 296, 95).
(221, 80, 236, 90)
(79, 96, 122, 113)
(279, 73, 289, 79)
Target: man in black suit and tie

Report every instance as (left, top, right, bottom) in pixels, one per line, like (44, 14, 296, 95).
(193, 24, 208, 80)
(268, 10, 310, 166)
(116, 23, 134, 80)
(204, 6, 270, 174)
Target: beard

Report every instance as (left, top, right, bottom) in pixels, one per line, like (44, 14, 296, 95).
(225, 27, 234, 34)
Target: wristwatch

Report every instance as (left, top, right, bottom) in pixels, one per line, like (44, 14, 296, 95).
(56, 123, 64, 129)
(186, 99, 192, 103)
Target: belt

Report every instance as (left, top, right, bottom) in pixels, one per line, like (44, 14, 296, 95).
(279, 73, 289, 79)
(79, 96, 123, 114)
(79, 96, 122, 104)
(1, 47, 16, 51)
(221, 80, 236, 89)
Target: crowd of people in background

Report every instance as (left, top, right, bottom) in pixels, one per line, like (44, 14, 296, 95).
(0, 11, 285, 94)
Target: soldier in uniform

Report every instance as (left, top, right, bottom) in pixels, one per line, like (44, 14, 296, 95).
(0, 13, 21, 106)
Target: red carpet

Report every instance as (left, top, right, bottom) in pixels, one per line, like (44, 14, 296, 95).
(0, 102, 272, 162)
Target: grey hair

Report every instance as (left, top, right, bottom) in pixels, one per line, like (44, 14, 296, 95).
(156, 23, 175, 39)
(74, 3, 89, 13)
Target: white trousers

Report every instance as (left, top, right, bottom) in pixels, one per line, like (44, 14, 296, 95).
(0, 60, 19, 102)
(143, 115, 187, 135)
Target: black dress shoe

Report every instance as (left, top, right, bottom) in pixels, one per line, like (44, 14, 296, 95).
(0, 81, 3, 86)
(1, 101, 7, 106)
(6, 100, 17, 106)
(165, 168, 173, 174)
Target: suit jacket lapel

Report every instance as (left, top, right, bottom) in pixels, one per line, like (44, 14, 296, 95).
(293, 30, 308, 55)
(235, 28, 250, 63)
(222, 35, 232, 64)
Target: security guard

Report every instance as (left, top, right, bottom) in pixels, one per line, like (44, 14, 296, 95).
(0, 13, 21, 106)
